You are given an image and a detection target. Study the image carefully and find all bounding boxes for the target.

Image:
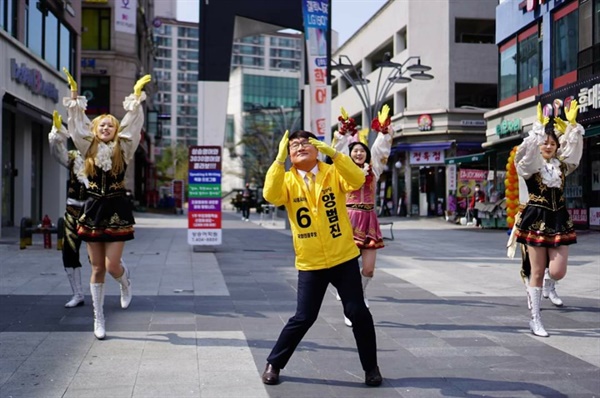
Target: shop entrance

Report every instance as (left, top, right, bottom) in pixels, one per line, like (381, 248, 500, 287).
(411, 166, 446, 216)
(2, 107, 15, 227)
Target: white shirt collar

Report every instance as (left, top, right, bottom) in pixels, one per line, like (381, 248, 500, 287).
(297, 164, 319, 179)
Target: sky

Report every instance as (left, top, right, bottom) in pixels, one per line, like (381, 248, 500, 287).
(175, 0, 387, 46)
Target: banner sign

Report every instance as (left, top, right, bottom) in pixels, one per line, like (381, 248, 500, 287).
(302, 0, 330, 140)
(538, 75, 600, 125)
(187, 146, 222, 245)
(410, 150, 445, 165)
(115, 0, 137, 34)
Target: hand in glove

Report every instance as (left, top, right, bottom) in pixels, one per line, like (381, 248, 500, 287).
(134, 74, 152, 96)
(275, 130, 289, 163)
(308, 138, 336, 159)
(565, 100, 579, 126)
(52, 110, 62, 130)
(62, 67, 78, 92)
(536, 102, 549, 126)
(553, 117, 567, 135)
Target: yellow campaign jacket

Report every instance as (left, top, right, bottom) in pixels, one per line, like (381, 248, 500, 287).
(263, 154, 365, 271)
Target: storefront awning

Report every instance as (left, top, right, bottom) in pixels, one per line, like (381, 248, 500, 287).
(391, 141, 454, 155)
(445, 152, 488, 165)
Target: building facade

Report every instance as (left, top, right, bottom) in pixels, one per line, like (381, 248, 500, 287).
(1, 0, 80, 234)
(330, 0, 498, 217)
(0, 0, 155, 236)
(484, 0, 600, 230)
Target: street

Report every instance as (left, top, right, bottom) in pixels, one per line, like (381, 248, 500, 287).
(0, 210, 598, 397)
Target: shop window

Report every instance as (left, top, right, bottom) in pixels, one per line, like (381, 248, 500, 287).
(455, 83, 497, 108)
(81, 76, 110, 117)
(553, 3, 579, 87)
(455, 18, 495, 44)
(82, 8, 110, 51)
(499, 40, 517, 106)
(517, 31, 541, 94)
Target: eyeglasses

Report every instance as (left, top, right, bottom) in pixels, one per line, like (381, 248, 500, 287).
(289, 140, 313, 150)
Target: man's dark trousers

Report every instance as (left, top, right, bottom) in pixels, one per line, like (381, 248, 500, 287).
(266, 257, 378, 371)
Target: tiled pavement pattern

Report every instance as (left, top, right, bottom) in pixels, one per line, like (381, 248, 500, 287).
(0, 210, 598, 398)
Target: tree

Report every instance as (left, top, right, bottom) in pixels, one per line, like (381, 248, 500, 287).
(155, 144, 189, 183)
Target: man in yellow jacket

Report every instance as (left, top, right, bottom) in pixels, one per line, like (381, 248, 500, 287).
(261, 130, 382, 387)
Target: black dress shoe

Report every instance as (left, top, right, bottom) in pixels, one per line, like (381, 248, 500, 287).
(365, 366, 382, 386)
(262, 363, 280, 385)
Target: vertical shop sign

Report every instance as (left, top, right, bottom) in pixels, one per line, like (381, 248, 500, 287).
(115, 0, 137, 34)
(187, 146, 222, 245)
(302, 0, 330, 140)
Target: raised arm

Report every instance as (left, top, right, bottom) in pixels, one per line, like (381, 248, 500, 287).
(119, 74, 151, 163)
(515, 103, 546, 179)
(370, 125, 393, 180)
(556, 100, 584, 175)
(263, 131, 289, 206)
(48, 110, 69, 168)
(62, 68, 93, 156)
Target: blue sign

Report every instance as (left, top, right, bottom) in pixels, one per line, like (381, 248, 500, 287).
(189, 170, 221, 184)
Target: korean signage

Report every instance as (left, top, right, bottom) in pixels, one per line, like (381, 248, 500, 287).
(538, 75, 600, 125)
(567, 208, 588, 225)
(410, 150, 444, 165)
(496, 118, 522, 137)
(590, 207, 600, 227)
(446, 164, 457, 191)
(115, 0, 137, 34)
(187, 146, 222, 246)
(417, 114, 432, 131)
(302, 0, 330, 140)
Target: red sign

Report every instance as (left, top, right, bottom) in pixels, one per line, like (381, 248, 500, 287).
(173, 180, 183, 209)
(459, 168, 488, 181)
(188, 211, 222, 229)
(568, 208, 588, 225)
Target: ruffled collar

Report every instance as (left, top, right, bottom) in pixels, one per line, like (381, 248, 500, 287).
(541, 158, 562, 188)
(95, 141, 116, 172)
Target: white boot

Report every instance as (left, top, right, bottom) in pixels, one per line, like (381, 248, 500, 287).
(543, 269, 563, 307)
(527, 286, 549, 337)
(343, 315, 352, 327)
(115, 260, 132, 309)
(90, 283, 105, 339)
(361, 273, 372, 308)
(64, 268, 84, 308)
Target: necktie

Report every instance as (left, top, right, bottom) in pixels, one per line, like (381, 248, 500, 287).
(306, 171, 314, 192)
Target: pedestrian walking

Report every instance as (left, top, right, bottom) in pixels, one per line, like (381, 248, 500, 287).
(48, 110, 86, 308)
(261, 129, 382, 387)
(62, 68, 151, 339)
(512, 101, 584, 337)
(332, 106, 392, 326)
(240, 183, 252, 221)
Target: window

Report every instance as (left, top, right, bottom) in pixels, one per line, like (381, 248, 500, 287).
(455, 83, 497, 108)
(59, 24, 72, 71)
(455, 18, 495, 44)
(1, 0, 17, 37)
(82, 8, 110, 51)
(595, 0, 600, 44)
(553, 5, 579, 81)
(81, 76, 110, 117)
(517, 29, 541, 93)
(25, 0, 43, 57)
(225, 115, 235, 145)
(499, 41, 517, 104)
(44, 11, 58, 69)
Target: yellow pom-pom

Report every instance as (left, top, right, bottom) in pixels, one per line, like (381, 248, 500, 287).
(378, 104, 390, 125)
(340, 106, 348, 120)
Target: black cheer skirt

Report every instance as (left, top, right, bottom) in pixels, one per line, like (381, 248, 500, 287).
(514, 205, 576, 248)
(77, 193, 135, 242)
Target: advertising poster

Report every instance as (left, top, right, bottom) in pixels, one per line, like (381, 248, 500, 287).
(115, 0, 137, 34)
(456, 169, 488, 211)
(302, 0, 330, 140)
(187, 146, 222, 245)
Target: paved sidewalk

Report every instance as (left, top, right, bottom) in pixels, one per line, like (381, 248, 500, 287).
(0, 210, 598, 397)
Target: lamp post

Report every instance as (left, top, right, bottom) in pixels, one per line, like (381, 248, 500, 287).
(330, 52, 433, 144)
(331, 52, 434, 215)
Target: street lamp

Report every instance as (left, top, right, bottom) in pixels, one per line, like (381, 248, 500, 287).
(331, 52, 433, 143)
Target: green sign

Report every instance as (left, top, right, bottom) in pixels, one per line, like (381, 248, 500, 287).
(496, 119, 521, 137)
(189, 184, 221, 198)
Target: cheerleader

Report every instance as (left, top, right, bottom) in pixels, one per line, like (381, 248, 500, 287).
(513, 101, 584, 337)
(62, 68, 151, 339)
(333, 106, 393, 326)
